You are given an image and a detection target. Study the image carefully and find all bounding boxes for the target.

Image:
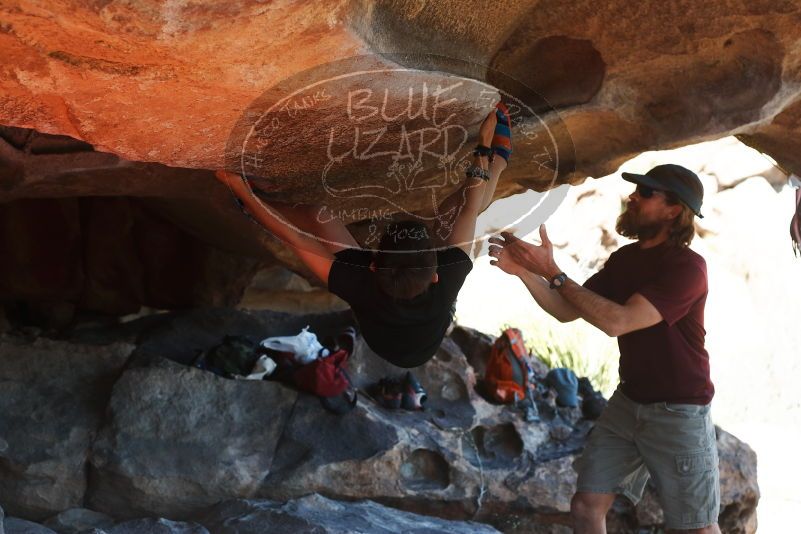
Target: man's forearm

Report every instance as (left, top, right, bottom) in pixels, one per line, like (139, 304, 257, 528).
(556, 278, 627, 336)
(495, 226, 636, 336)
(518, 271, 580, 323)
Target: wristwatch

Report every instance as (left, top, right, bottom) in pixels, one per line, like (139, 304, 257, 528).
(549, 272, 568, 289)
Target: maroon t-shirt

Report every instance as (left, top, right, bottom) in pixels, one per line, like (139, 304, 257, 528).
(583, 242, 714, 404)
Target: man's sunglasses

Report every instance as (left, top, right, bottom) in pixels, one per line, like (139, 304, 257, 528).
(636, 184, 668, 199)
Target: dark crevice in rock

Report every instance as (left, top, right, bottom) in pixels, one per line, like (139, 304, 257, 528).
(0, 125, 36, 151)
(263, 389, 302, 483)
(534, 420, 593, 463)
(372, 496, 476, 524)
(464, 424, 524, 470)
(0, 125, 94, 155)
(400, 449, 451, 491)
(489, 35, 606, 112)
(0, 125, 218, 203)
(81, 342, 140, 510)
(0, 193, 265, 325)
(448, 326, 493, 377)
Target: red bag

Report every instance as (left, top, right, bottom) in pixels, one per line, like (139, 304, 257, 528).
(484, 328, 531, 404)
(293, 349, 351, 397)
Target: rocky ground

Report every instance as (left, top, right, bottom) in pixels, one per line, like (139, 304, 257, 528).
(0, 308, 758, 533)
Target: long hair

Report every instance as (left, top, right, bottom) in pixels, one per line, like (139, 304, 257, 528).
(665, 193, 697, 248)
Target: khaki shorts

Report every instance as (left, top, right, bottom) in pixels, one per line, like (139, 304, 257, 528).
(574, 389, 720, 530)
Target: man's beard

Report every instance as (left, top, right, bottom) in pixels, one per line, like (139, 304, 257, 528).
(616, 208, 664, 241)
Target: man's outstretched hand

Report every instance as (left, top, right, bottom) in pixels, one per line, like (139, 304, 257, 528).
(488, 225, 561, 279)
(487, 233, 527, 276)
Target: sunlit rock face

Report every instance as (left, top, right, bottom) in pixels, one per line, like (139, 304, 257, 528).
(2, 1, 801, 186)
(0, 0, 801, 179)
(1, 1, 800, 313)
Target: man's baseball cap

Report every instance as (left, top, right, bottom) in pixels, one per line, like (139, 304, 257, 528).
(622, 164, 705, 218)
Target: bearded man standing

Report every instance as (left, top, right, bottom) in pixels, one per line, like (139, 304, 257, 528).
(489, 164, 720, 534)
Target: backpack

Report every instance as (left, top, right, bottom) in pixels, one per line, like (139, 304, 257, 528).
(484, 328, 533, 404)
(196, 335, 260, 378)
(293, 349, 351, 397)
(272, 348, 358, 415)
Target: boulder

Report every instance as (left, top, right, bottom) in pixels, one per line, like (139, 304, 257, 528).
(717, 429, 760, 534)
(1, 518, 56, 534)
(78, 305, 354, 519)
(0, 308, 761, 533)
(0, 337, 133, 520)
(87, 360, 298, 518)
(101, 519, 209, 534)
(42, 509, 114, 534)
(449, 325, 495, 377)
(196, 494, 501, 534)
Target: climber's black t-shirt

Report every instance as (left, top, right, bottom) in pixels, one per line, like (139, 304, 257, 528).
(328, 247, 472, 368)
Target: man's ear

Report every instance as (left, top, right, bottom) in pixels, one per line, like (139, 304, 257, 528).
(666, 204, 683, 221)
(369, 261, 376, 272)
(431, 272, 439, 284)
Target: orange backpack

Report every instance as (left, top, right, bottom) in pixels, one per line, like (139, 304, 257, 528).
(484, 328, 532, 404)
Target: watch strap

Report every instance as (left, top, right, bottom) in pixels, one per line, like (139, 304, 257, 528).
(549, 272, 567, 289)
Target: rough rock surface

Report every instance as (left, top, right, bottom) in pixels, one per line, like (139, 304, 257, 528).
(0, 338, 133, 520)
(0, 133, 266, 320)
(87, 360, 299, 518)
(1, 518, 56, 534)
(1, 497, 503, 534)
(0, 308, 760, 533)
(2, 1, 801, 181)
(4, 2, 801, 315)
(42, 508, 114, 534)
(196, 495, 501, 534)
(99, 518, 208, 534)
(716, 430, 761, 534)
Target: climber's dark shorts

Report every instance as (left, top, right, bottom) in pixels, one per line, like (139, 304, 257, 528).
(574, 389, 720, 530)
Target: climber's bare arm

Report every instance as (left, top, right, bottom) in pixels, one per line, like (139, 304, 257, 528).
(445, 158, 506, 255)
(267, 203, 359, 255)
(444, 108, 507, 255)
(214, 170, 335, 284)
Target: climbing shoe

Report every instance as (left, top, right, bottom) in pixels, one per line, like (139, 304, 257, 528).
(401, 371, 427, 411)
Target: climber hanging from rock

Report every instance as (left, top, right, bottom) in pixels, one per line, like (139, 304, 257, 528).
(215, 102, 512, 368)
